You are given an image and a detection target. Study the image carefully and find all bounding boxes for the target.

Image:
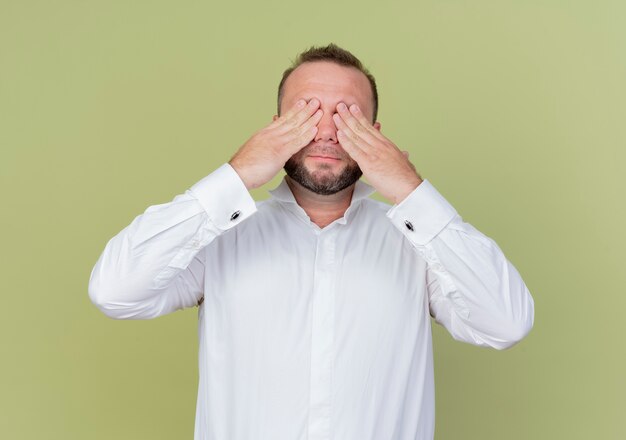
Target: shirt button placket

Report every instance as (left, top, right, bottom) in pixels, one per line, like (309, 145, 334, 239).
(307, 229, 337, 440)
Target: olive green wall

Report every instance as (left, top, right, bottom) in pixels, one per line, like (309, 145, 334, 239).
(1, 0, 624, 438)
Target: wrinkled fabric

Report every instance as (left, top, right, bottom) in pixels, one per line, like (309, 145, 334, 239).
(89, 163, 534, 440)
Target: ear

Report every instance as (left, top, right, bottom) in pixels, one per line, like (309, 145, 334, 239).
(373, 121, 381, 131)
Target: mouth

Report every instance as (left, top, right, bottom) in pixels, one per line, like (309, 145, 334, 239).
(308, 155, 341, 163)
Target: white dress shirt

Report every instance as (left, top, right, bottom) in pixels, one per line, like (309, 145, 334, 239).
(88, 163, 534, 440)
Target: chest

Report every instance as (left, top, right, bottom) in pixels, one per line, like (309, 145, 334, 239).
(203, 212, 429, 324)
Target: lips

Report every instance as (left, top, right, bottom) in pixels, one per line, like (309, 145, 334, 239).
(303, 144, 344, 162)
(309, 155, 340, 160)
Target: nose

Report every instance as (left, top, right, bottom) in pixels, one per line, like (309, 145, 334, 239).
(314, 109, 338, 144)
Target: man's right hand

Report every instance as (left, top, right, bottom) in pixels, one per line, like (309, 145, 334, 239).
(229, 98, 323, 190)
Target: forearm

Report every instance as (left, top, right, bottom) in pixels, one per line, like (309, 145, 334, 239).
(88, 163, 256, 319)
(423, 218, 534, 349)
(387, 180, 535, 349)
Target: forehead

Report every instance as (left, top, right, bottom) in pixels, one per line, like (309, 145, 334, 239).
(282, 61, 373, 113)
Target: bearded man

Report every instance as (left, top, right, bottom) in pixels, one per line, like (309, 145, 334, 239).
(89, 43, 534, 440)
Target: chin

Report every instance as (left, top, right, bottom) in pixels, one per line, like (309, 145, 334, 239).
(284, 157, 362, 196)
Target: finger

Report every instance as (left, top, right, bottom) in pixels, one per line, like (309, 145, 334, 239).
(301, 108, 324, 131)
(348, 104, 388, 143)
(337, 129, 367, 163)
(287, 124, 319, 153)
(336, 103, 382, 145)
(271, 99, 306, 127)
(276, 98, 321, 132)
(285, 109, 323, 148)
(332, 112, 374, 152)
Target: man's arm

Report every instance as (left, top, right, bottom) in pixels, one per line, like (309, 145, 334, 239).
(387, 180, 535, 350)
(333, 102, 534, 349)
(88, 99, 323, 319)
(88, 164, 256, 319)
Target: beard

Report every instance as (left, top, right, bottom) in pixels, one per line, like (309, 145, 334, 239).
(284, 151, 363, 196)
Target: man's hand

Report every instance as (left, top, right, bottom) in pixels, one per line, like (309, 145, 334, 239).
(333, 102, 423, 204)
(229, 98, 323, 189)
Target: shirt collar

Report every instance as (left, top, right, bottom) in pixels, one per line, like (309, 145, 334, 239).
(268, 177, 376, 226)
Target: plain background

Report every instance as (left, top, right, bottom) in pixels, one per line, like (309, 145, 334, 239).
(1, 0, 624, 439)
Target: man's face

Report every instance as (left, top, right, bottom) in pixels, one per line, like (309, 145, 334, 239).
(276, 61, 381, 195)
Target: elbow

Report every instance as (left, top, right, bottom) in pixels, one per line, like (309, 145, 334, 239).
(88, 272, 142, 320)
(489, 283, 536, 350)
(451, 309, 534, 350)
(492, 317, 534, 350)
(88, 280, 126, 320)
(88, 277, 164, 320)
(88, 259, 122, 319)
(489, 301, 535, 350)
(87, 252, 159, 320)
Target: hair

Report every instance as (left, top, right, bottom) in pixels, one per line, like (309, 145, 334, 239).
(277, 43, 378, 122)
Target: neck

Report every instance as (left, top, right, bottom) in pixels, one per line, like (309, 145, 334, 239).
(285, 176, 356, 228)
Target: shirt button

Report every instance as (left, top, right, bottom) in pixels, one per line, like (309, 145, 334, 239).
(230, 210, 241, 221)
(404, 220, 414, 231)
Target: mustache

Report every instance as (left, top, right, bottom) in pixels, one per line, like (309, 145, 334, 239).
(303, 144, 345, 159)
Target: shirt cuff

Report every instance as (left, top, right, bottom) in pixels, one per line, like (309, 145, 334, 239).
(386, 179, 458, 246)
(187, 163, 257, 230)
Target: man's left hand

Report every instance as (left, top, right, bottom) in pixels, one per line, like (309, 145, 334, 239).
(333, 102, 423, 205)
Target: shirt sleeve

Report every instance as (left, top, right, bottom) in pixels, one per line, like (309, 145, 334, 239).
(88, 163, 257, 319)
(386, 179, 535, 350)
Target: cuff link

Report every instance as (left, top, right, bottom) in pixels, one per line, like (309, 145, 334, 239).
(404, 220, 414, 231)
(230, 210, 241, 221)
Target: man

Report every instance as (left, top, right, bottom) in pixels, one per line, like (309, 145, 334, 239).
(88, 43, 534, 440)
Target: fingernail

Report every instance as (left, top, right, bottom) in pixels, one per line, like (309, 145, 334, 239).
(351, 104, 360, 113)
(297, 99, 306, 107)
(338, 103, 347, 111)
(310, 98, 318, 105)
